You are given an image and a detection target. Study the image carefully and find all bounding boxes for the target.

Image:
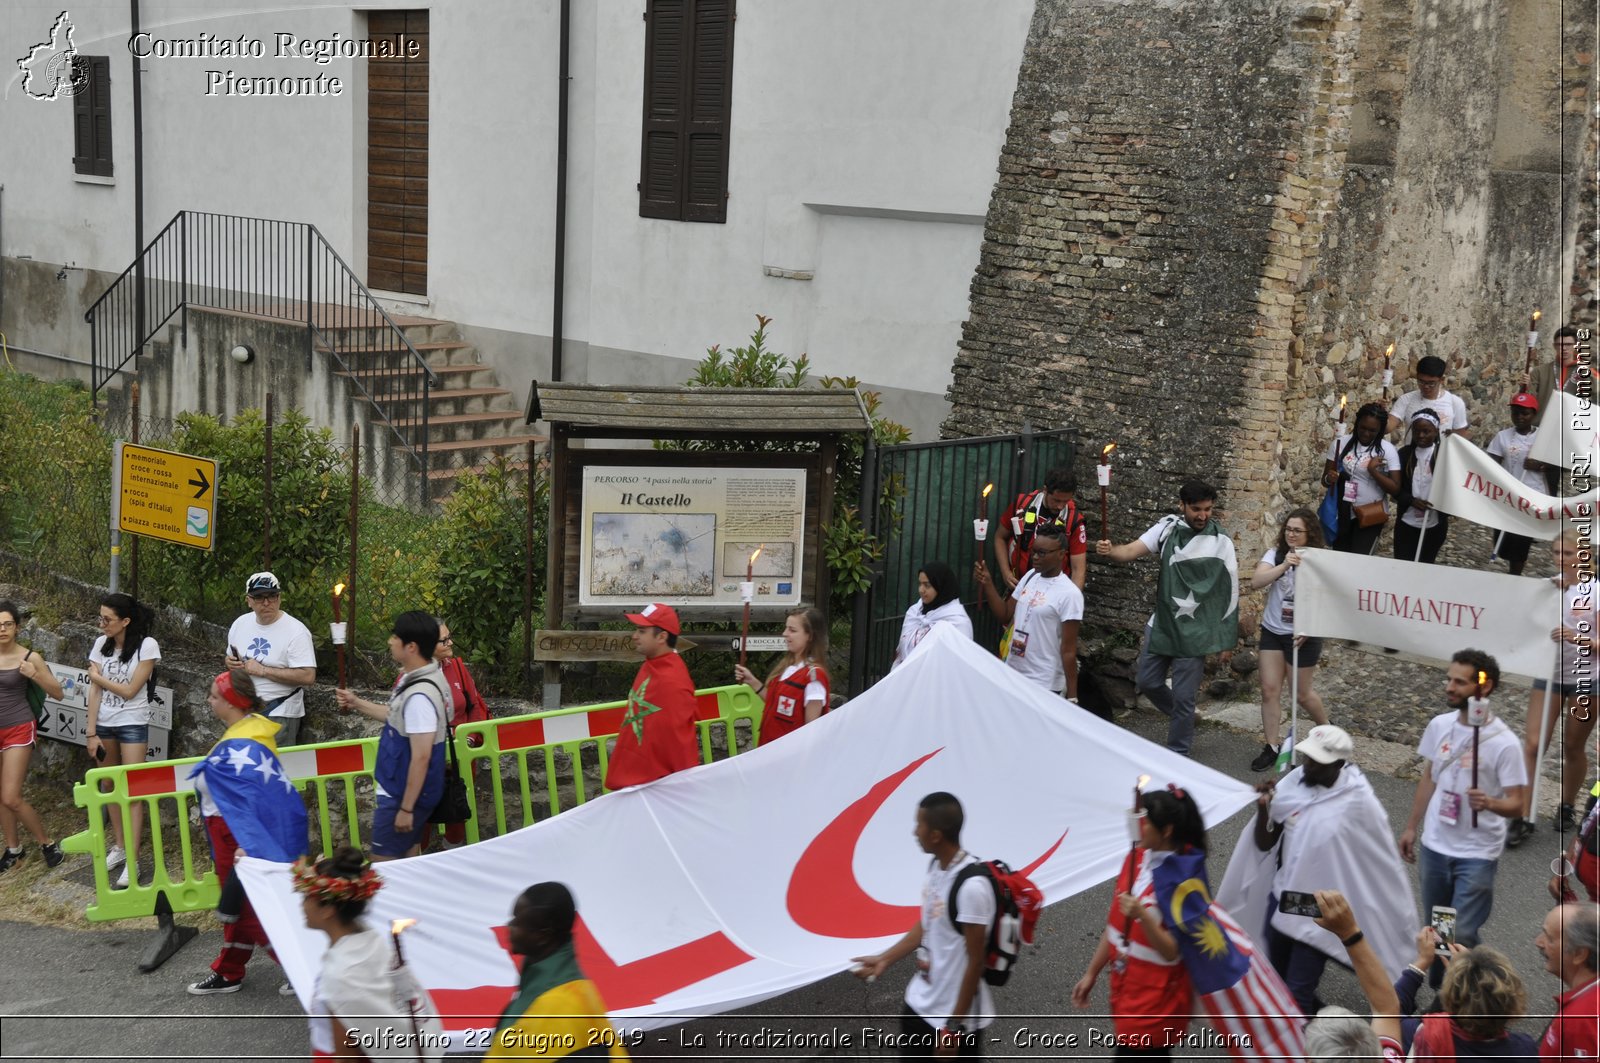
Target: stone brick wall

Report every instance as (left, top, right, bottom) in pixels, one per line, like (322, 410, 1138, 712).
(947, 0, 1597, 634)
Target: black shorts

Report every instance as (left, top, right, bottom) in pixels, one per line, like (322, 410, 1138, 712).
(1258, 626, 1323, 666)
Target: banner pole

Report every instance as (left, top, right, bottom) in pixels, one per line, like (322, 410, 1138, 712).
(1413, 515, 1427, 564)
(1528, 669, 1558, 821)
(1288, 640, 1300, 771)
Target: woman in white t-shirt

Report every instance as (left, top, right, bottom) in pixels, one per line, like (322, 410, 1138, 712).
(295, 846, 444, 1061)
(1390, 408, 1448, 564)
(1323, 402, 1401, 556)
(86, 593, 160, 888)
(1508, 528, 1600, 847)
(1245, 509, 1329, 773)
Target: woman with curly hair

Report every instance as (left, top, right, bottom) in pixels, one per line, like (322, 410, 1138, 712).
(296, 846, 444, 1061)
(1396, 935, 1537, 1058)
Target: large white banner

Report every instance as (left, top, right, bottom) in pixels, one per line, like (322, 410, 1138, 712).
(1295, 548, 1559, 678)
(1431, 434, 1597, 540)
(1529, 389, 1599, 473)
(240, 625, 1254, 1047)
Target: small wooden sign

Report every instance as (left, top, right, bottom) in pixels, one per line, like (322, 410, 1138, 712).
(532, 630, 789, 662)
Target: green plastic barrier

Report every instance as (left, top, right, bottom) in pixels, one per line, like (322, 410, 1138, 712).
(59, 684, 762, 921)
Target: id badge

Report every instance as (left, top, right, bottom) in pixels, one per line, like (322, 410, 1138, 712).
(1281, 602, 1295, 627)
(1011, 629, 1030, 658)
(1439, 791, 1461, 826)
(1011, 515, 1024, 537)
(1111, 954, 1128, 974)
(1343, 477, 1360, 502)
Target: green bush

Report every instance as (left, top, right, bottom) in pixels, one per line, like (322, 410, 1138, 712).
(0, 371, 112, 580)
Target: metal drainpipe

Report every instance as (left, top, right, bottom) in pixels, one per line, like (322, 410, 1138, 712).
(551, 0, 570, 383)
(131, 0, 146, 359)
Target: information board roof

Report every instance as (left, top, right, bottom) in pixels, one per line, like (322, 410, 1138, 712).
(532, 382, 872, 437)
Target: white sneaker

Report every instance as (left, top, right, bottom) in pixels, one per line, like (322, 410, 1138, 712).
(105, 845, 126, 870)
(115, 861, 133, 889)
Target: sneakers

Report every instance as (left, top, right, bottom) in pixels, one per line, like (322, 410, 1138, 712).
(105, 844, 126, 870)
(0, 848, 22, 874)
(279, 981, 296, 997)
(187, 972, 244, 995)
(41, 842, 64, 868)
(1250, 743, 1279, 773)
(115, 860, 135, 889)
(1506, 818, 1537, 849)
(1556, 803, 1577, 833)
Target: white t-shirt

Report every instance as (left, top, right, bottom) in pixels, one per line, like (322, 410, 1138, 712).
(227, 612, 316, 718)
(1417, 711, 1527, 859)
(88, 636, 161, 727)
(1327, 436, 1401, 507)
(374, 691, 445, 799)
(1487, 427, 1546, 492)
(1004, 569, 1083, 693)
(1258, 549, 1300, 636)
(776, 663, 827, 706)
(1399, 445, 1440, 530)
(1554, 578, 1600, 683)
(903, 852, 996, 1032)
(1391, 388, 1469, 435)
(308, 928, 444, 1060)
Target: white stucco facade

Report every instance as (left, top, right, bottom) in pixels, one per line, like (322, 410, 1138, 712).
(0, 0, 1033, 438)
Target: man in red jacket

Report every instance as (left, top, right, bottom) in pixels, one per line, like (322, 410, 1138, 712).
(1536, 901, 1599, 1060)
(604, 603, 700, 790)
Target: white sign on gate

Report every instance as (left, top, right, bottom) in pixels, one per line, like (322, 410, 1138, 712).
(32, 659, 174, 762)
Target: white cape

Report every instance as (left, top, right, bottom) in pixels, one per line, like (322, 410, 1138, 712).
(893, 598, 975, 668)
(1217, 765, 1416, 980)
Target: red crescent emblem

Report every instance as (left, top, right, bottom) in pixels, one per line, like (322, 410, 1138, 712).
(786, 749, 1068, 939)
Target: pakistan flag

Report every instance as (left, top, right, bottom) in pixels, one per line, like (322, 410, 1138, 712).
(1149, 515, 1239, 658)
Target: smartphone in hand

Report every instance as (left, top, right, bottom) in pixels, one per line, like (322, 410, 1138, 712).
(1278, 890, 1321, 918)
(1431, 906, 1457, 954)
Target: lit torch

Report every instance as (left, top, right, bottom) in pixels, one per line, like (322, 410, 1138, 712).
(1338, 394, 1348, 426)
(974, 483, 994, 542)
(331, 582, 348, 695)
(1098, 443, 1117, 541)
(1526, 309, 1543, 376)
(1383, 342, 1395, 398)
(740, 547, 762, 669)
(390, 919, 424, 1060)
(1471, 670, 1488, 827)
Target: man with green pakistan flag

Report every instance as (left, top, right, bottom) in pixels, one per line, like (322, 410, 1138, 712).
(1097, 480, 1239, 757)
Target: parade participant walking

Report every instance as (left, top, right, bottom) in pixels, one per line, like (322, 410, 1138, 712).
(1528, 326, 1591, 425)
(296, 846, 444, 1061)
(86, 592, 160, 888)
(1097, 481, 1239, 756)
(1510, 528, 1598, 847)
(851, 792, 994, 1056)
(1387, 355, 1470, 437)
(1398, 651, 1527, 969)
(335, 612, 449, 860)
(1534, 901, 1600, 1060)
(892, 562, 974, 670)
(1247, 509, 1328, 772)
(1071, 785, 1199, 1056)
(0, 600, 65, 874)
(1223, 726, 1416, 1016)
(604, 604, 699, 790)
(734, 606, 830, 744)
(186, 668, 309, 995)
(487, 881, 630, 1060)
(1486, 393, 1547, 574)
(993, 467, 1089, 591)
(433, 619, 487, 848)
(1324, 403, 1401, 556)
(226, 572, 315, 747)
(1391, 408, 1449, 564)
(976, 528, 1082, 698)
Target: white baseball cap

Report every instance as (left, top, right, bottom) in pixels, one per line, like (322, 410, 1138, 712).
(1295, 724, 1354, 765)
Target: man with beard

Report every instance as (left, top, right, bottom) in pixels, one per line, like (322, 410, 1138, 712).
(1097, 480, 1239, 756)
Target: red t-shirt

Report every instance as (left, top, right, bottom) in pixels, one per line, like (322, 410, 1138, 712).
(604, 653, 700, 789)
(1541, 978, 1599, 1060)
(759, 662, 830, 743)
(1002, 491, 1088, 578)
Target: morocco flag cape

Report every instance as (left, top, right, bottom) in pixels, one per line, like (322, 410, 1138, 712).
(1148, 516, 1239, 658)
(603, 652, 699, 790)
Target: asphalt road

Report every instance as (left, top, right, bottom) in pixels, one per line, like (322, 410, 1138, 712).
(0, 712, 1576, 1062)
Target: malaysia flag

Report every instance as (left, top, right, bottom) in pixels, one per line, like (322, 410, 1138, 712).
(1152, 849, 1306, 1060)
(187, 738, 309, 862)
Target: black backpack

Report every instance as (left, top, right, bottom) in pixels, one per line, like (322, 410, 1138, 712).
(946, 858, 1043, 987)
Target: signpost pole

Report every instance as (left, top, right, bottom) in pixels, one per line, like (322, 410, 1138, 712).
(109, 441, 125, 592)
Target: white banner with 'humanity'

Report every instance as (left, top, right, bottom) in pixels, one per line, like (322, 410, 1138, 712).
(1295, 548, 1558, 678)
(1431, 434, 1599, 540)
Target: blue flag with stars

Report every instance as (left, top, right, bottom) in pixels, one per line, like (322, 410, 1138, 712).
(1149, 849, 1249, 994)
(188, 738, 308, 862)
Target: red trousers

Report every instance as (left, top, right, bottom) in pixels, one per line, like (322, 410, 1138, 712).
(205, 815, 277, 981)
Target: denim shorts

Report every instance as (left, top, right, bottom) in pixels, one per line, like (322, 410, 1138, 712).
(95, 722, 150, 745)
(1532, 677, 1600, 699)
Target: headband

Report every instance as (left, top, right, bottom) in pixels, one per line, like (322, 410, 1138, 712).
(1410, 407, 1440, 425)
(214, 671, 253, 710)
(291, 855, 384, 903)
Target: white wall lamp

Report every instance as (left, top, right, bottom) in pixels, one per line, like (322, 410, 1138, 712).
(229, 343, 255, 365)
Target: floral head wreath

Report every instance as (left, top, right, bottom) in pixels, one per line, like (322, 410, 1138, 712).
(291, 855, 384, 904)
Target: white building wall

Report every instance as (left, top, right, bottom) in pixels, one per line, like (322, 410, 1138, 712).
(1, 0, 1032, 438)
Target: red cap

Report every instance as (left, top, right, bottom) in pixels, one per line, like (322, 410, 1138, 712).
(624, 603, 681, 636)
(1510, 392, 1539, 410)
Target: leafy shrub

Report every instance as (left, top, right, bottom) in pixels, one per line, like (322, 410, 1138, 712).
(0, 371, 113, 579)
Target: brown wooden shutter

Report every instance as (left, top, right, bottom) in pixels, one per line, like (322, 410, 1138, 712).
(639, 0, 733, 222)
(72, 56, 113, 177)
(367, 11, 428, 295)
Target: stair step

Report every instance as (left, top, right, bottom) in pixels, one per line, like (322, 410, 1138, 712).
(415, 434, 547, 454)
(321, 339, 470, 356)
(334, 364, 484, 381)
(377, 411, 522, 429)
(375, 386, 514, 403)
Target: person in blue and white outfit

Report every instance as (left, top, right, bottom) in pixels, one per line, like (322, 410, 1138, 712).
(226, 572, 316, 746)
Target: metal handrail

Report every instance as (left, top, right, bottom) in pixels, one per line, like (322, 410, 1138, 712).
(83, 210, 436, 500)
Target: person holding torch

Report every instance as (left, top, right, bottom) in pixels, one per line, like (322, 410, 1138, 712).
(994, 468, 1088, 592)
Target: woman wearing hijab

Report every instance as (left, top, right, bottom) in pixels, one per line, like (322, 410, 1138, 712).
(892, 561, 973, 669)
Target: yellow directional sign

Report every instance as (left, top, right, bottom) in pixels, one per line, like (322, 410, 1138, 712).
(114, 442, 218, 550)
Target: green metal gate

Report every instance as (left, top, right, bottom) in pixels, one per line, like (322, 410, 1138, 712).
(849, 426, 1079, 693)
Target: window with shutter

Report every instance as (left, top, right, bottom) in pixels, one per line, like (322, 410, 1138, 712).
(639, 0, 734, 223)
(71, 56, 113, 177)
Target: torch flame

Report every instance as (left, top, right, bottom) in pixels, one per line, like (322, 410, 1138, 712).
(750, 546, 763, 565)
(1340, 394, 1348, 411)
(333, 581, 346, 596)
(1103, 442, 1117, 459)
(1532, 310, 1542, 323)
(1477, 671, 1487, 686)
(391, 918, 417, 936)
(981, 483, 994, 498)
(1136, 773, 1151, 789)
(1385, 342, 1395, 357)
